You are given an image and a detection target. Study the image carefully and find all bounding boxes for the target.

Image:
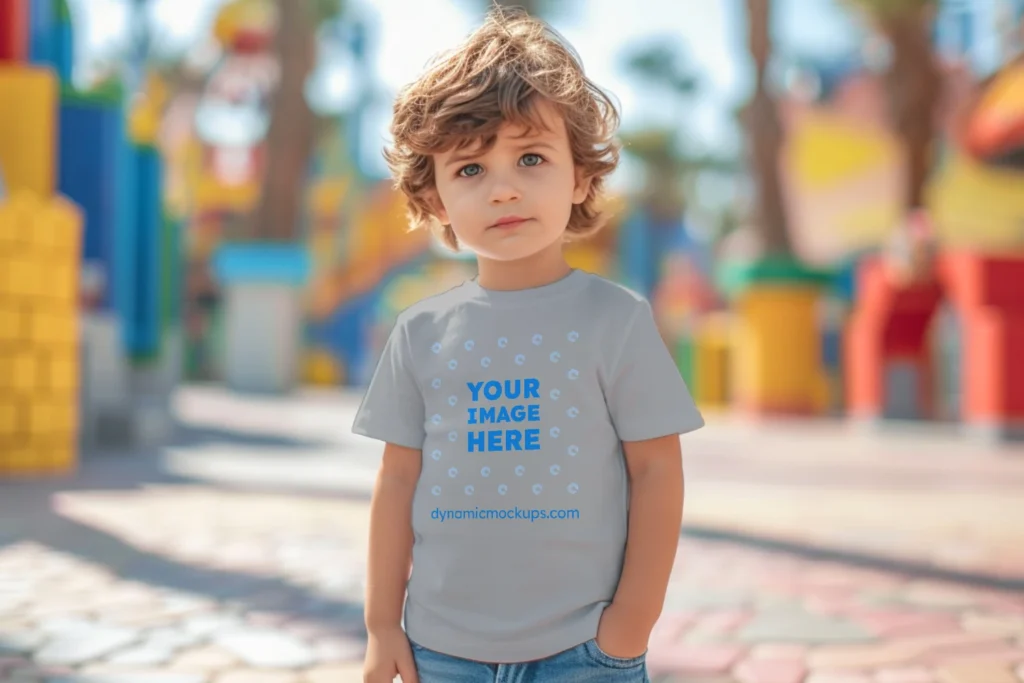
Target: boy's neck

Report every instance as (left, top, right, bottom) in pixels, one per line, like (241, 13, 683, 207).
(475, 241, 572, 292)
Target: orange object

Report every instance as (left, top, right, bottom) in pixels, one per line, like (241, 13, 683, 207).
(844, 257, 943, 419)
(0, 0, 29, 62)
(958, 310, 1024, 423)
(942, 252, 1024, 427)
(965, 62, 1024, 159)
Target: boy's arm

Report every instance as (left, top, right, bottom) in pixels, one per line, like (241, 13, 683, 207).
(364, 442, 421, 633)
(598, 434, 684, 656)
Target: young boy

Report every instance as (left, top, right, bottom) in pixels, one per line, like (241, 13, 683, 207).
(352, 8, 704, 682)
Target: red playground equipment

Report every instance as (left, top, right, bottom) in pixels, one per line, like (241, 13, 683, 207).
(845, 251, 1024, 440)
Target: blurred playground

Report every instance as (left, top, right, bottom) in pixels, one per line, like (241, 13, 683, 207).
(0, 0, 1023, 498)
(0, 0, 1021, 450)
(3, 2, 1024, 681)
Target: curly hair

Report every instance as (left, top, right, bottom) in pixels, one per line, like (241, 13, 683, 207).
(383, 6, 621, 250)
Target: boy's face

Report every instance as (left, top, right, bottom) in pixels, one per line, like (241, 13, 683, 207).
(429, 99, 591, 263)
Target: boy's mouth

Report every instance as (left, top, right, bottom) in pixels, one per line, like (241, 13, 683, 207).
(489, 216, 530, 229)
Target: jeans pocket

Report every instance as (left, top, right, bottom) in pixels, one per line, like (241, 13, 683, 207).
(583, 638, 646, 669)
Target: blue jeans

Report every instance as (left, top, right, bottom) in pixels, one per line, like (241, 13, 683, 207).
(410, 638, 650, 682)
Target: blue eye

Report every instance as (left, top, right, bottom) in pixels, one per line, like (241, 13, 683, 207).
(458, 164, 483, 177)
(520, 154, 544, 167)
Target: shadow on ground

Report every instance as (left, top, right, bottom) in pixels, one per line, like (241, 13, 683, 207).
(166, 422, 336, 452)
(0, 419, 371, 676)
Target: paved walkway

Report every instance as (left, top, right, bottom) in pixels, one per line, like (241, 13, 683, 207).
(680, 413, 1024, 586)
(169, 386, 1024, 584)
(0, 385, 1021, 682)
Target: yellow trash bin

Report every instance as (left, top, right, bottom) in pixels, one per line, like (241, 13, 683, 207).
(719, 258, 833, 416)
(732, 285, 826, 414)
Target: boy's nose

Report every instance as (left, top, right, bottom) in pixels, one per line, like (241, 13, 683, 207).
(488, 180, 521, 204)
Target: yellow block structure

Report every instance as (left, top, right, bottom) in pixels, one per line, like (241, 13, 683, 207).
(692, 313, 732, 411)
(0, 193, 82, 477)
(303, 348, 345, 386)
(731, 285, 829, 415)
(0, 66, 57, 197)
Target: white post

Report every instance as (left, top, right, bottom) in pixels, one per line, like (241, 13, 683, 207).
(213, 244, 311, 395)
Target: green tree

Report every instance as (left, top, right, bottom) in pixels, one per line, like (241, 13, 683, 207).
(491, 0, 544, 15)
(741, 0, 792, 256)
(846, 0, 942, 213)
(623, 41, 699, 103)
(622, 38, 702, 130)
(483, 0, 580, 23)
(251, 0, 344, 241)
(619, 39, 738, 225)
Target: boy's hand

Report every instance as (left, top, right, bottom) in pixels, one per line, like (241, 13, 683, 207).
(596, 602, 651, 659)
(363, 626, 418, 683)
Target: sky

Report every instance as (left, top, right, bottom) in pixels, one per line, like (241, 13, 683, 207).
(66, 0, 864, 153)
(65, 0, 1013, 158)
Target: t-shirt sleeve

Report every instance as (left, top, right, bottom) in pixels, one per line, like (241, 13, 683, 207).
(605, 300, 705, 442)
(351, 318, 426, 449)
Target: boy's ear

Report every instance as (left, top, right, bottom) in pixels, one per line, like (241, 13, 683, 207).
(572, 168, 593, 205)
(425, 189, 450, 225)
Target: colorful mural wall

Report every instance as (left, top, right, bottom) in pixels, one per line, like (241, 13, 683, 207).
(779, 63, 1024, 265)
(769, 54, 1024, 436)
(1, 0, 179, 475)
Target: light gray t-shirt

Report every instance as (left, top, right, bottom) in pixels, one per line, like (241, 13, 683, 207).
(352, 269, 704, 663)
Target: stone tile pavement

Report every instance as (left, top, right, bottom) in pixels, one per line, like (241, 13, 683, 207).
(0, 385, 1021, 682)
(678, 413, 1024, 586)
(1, 491, 1023, 682)
(0, 488, 371, 682)
(169, 385, 1024, 585)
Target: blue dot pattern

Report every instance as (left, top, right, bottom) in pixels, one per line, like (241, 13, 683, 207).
(350, 270, 705, 663)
